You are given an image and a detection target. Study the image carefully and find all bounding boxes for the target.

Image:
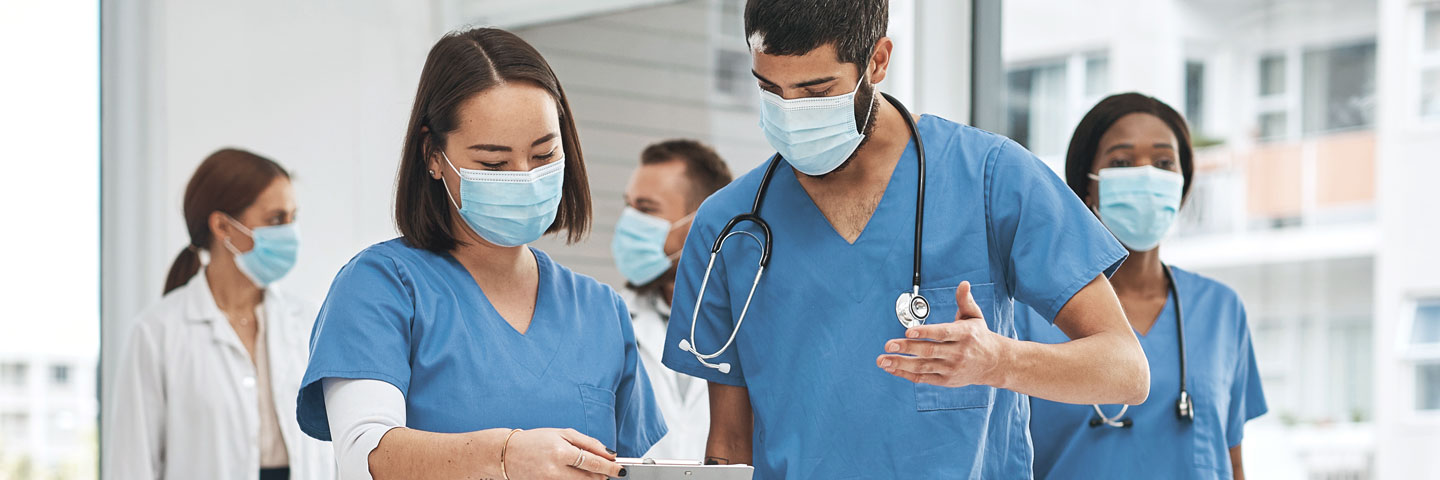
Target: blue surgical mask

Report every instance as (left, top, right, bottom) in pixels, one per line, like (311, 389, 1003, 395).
(442, 151, 565, 247)
(611, 207, 681, 285)
(1089, 166, 1184, 252)
(758, 76, 875, 176)
(223, 216, 299, 287)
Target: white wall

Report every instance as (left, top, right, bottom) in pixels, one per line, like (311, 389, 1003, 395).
(100, 0, 444, 401)
(1373, 0, 1440, 477)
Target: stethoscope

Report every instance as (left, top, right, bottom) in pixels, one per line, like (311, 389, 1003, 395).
(678, 93, 929, 374)
(1090, 264, 1195, 427)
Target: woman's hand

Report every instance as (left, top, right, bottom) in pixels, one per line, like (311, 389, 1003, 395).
(503, 428, 627, 479)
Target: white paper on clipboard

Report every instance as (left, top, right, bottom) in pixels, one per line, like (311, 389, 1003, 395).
(609, 458, 754, 480)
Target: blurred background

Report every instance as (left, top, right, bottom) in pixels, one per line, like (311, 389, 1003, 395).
(0, 0, 1436, 478)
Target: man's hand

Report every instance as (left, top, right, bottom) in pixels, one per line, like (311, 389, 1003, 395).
(876, 281, 1010, 388)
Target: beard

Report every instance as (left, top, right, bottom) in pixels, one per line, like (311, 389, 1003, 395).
(805, 81, 881, 180)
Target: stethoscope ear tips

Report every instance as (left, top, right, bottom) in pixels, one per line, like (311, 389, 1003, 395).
(717, 363, 731, 374)
(678, 339, 693, 353)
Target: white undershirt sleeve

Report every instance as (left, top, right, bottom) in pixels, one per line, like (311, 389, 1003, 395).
(322, 377, 407, 480)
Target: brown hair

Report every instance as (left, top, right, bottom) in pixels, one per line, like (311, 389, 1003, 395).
(395, 27, 591, 252)
(164, 148, 290, 294)
(639, 139, 733, 211)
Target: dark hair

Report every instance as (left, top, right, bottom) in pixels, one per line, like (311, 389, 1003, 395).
(395, 27, 591, 252)
(164, 148, 290, 294)
(743, 0, 888, 71)
(1064, 92, 1195, 203)
(639, 139, 734, 210)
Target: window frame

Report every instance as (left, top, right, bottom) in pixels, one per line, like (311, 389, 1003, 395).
(1401, 295, 1440, 416)
(1417, 4, 1440, 125)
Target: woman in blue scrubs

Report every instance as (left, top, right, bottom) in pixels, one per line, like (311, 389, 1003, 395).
(1017, 93, 1267, 479)
(296, 28, 665, 480)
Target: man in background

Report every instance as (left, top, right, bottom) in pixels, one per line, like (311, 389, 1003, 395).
(612, 139, 733, 459)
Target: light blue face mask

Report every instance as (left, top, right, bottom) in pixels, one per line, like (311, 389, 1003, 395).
(758, 76, 876, 176)
(223, 216, 299, 287)
(442, 151, 565, 247)
(611, 206, 682, 285)
(1090, 166, 1184, 252)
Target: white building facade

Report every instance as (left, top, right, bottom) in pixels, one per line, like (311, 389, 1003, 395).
(1004, 0, 1440, 477)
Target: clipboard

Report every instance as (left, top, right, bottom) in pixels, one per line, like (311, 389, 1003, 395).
(610, 458, 754, 480)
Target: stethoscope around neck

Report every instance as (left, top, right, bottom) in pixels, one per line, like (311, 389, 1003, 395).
(678, 93, 930, 374)
(1090, 264, 1195, 427)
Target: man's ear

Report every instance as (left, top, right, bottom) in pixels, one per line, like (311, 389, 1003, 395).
(867, 37, 895, 84)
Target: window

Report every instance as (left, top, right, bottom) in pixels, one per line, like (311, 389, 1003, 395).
(1408, 299, 1440, 411)
(1259, 111, 1288, 140)
(1426, 7, 1440, 53)
(1260, 54, 1287, 96)
(0, 412, 28, 441)
(0, 363, 26, 387)
(1006, 62, 1069, 156)
(1420, 363, 1440, 411)
(1085, 55, 1110, 98)
(1413, 299, 1440, 347)
(50, 364, 70, 387)
(1301, 42, 1376, 134)
(1422, 7, 1440, 121)
(1185, 61, 1206, 134)
(1257, 53, 1290, 141)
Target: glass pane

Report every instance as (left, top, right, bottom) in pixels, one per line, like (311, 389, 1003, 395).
(1085, 55, 1110, 97)
(1006, 63, 1069, 156)
(1186, 61, 1206, 133)
(1423, 68, 1440, 120)
(1418, 363, 1440, 410)
(1426, 7, 1440, 53)
(1302, 42, 1377, 133)
(1413, 300, 1440, 345)
(1259, 111, 1287, 140)
(1260, 54, 1286, 96)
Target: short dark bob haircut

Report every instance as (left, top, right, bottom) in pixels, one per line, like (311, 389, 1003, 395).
(1065, 92, 1195, 204)
(395, 27, 591, 252)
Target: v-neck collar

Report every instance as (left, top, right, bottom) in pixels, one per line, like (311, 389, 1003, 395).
(769, 124, 921, 302)
(443, 247, 563, 379)
(1134, 289, 1176, 339)
(780, 131, 918, 247)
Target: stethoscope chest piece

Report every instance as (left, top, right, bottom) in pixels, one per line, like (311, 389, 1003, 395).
(895, 291, 930, 329)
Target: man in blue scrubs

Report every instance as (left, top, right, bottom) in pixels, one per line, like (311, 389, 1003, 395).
(661, 1, 1152, 478)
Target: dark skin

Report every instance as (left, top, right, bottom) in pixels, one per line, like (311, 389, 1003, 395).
(1085, 112, 1244, 479)
(704, 38, 1148, 466)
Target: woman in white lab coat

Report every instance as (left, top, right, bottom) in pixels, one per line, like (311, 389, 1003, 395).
(611, 139, 733, 459)
(104, 149, 333, 480)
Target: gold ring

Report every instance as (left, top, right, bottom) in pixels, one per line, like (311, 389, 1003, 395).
(573, 452, 586, 469)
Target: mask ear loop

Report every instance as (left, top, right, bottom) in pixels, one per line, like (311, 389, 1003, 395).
(438, 151, 465, 212)
(220, 214, 255, 257)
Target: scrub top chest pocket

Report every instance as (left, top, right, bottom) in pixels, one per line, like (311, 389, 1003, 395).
(579, 384, 620, 449)
(913, 282, 1001, 412)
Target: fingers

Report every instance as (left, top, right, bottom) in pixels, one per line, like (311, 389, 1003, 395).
(954, 281, 984, 321)
(876, 354, 946, 374)
(878, 364, 948, 385)
(567, 447, 626, 479)
(560, 428, 616, 461)
(906, 322, 961, 342)
(884, 338, 943, 358)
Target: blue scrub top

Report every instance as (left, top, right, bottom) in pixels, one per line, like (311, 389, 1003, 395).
(1016, 266, 1267, 479)
(296, 239, 667, 457)
(661, 116, 1128, 479)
